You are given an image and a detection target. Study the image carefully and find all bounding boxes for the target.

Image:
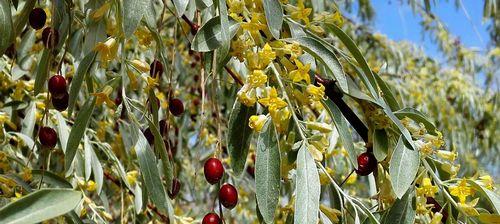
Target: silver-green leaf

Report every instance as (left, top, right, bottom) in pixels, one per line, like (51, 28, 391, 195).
(256, 122, 281, 223)
(263, 0, 283, 39)
(0, 0, 13, 55)
(191, 16, 240, 52)
(382, 190, 416, 224)
(389, 137, 419, 199)
(227, 101, 256, 176)
(0, 189, 82, 224)
(294, 143, 320, 224)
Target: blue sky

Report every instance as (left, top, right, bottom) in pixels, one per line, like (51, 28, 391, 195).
(353, 1, 490, 59)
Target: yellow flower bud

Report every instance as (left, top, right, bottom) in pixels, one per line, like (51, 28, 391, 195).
(248, 115, 267, 132)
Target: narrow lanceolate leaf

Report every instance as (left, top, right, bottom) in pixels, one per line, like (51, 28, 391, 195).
(389, 137, 419, 199)
(146, 118, 173, 191)
(294, 144, 320, 224)
(21, 102, 36, 137)
(90, 142, 104, 194)
(373, 129, 388, 161)
(263, 0, 283, 39)
(68, 52, 97, 116)
(0, 0, 13, 55)
(394, 108, 437, 135)
(467, 180, 500, 214)
(324, 23, 379, 98)
(283, 37, 348, 93)
(0, 189, 82, 224)
(33, 49, 50, 95)
(135, 128, 168, 213)
(383, 190, 416, 224)
(123, 0, 148, 37)
(173, 0, 189, 17)
(323, 100, 357, 168)
(191, 16, 240, 52)
(256, 122, 281, 224)
(55, 111, 70, 154)
(65, 97, 96, 172)
(84, 135, 92, 181)
(382, 104, 416, 150)
(227, 101, 256, 176)
(374, 73, 401, 111)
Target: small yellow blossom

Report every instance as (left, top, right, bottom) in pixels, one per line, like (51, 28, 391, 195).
(289, 59, 311, 83)
(248, 115, 267, 132)
(430, 212, 443, 224)
(306, 84, 325, 102)
(248, 70, 268, 88)
(286, 0, 312, 24)
(130, 60, 150, 73)
(91, 2, 111, 20)
(436, 150, 457, 162)
(458, 198, 480, 216)
(449, 178, 474, 204)
(241, 13, 267, 39)
(258, 87, 287, 112)
(127, 171, 138, 186)
(478, 175, 494, 190)
(92, 85, 115, 107)
(305, 122, 332, 133)
(258, 44, 276, 67)
(308, 144, 323, 161)
(94, 38, 118, 66)
(237, 85, 257, 106)
(86, 180, 96, 191)
(319, 204, 341, 223)
(416, 178, 439, 197)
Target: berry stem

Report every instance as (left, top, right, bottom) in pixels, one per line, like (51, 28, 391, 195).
(339, 169, 355, 187)
(315, 75, 369, 143)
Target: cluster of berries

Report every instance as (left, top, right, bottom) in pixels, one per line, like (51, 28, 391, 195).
(201, 158, 238, 224)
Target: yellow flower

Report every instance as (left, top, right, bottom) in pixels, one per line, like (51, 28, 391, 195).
(134, 27, 153, 47)
(436, 150, 457, 162)
(305, 121, 332, 133)
(258, 87, 287, 112)
(289, 59, 311, 83)
(458, 198, 480, 216)
(241, 13, 267, 37)
(286, 0, 312, 24)
(228, 0, 244, 21)
(91, 2, 111, 20)
(442, 163, 460, 178)
(92, 85, 115, 107)
(306, 84, 325, 102)
(308, 144, 323, 161)
(94, 38, 118, 65)
(86, 180, 96, 191)
(248, 115, 267, 132)
(284, 43, 303, 60)
(248, 70, 268, 88)
(258, 44, 276, 67)
(130, 59, 150, 73)
(449, 178, 473, 204)
(237, 84, 257, 107)
(416, 178, 439, 197)
(127, 171, 138, 186)
(430, 212, 443, 224)
(319, 204, 341, 223)
(478, 175, 494, 190)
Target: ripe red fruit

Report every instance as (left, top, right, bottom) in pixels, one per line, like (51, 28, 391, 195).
(42, 27, 59, 49)
(204, 158, 224, 184)
(29, 8, 47, 30)
(355, 152, 377, 176)
(219, 183, 238, 209)
(39, 127, 57, 148)
(48, 75, 67, 99)
(150, 59, 163, 78)
(143, 128, 154, 145)
(202, 213, 222, 224)
(52, 91, 69, 111)
(168, 98, 184, 116)
(168, 178, 181, 199)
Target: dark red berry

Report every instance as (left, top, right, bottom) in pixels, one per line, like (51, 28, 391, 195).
(48, 75, 67, 99)
(168, 178, 181, 199)
(143, 128, 154, 145)
(42, 27, 59, 49)
(202, 213, 222, 224)
(149, 59, 163, 78)
(355, 152, 377, 176)
(52, 91, 69, 111)
(29, 8, 47, 30)
(39, 127, 57, 148)
(219, 183, 238, 209)
(168, 98, 184, 116)
(159, 119, 168, 136)
(204, 158, 224, 184)
(4, 44, 15, 59)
